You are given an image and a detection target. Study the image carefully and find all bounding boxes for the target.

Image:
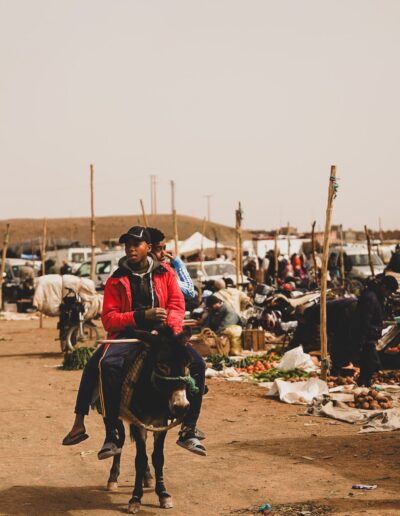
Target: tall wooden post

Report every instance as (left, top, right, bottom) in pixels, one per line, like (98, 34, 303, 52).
(173, 210, 179, 256)
(320, 165, 338, 381)
(0, 224, 10, 311)
(274, 231, 279, 287)
(235, 203, 243, 286)
(339, 225, 345, 289)
(140, 199, 149, 227)
(40, 219, 47, 328)
(90, 164, 96, 281)
(287, 222, 291, 257)
(311, 221, 319, 288)
(364, 225, 375, 278)
(200, 217, 207, 266)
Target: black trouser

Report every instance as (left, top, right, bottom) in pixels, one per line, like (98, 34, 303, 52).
(99, 343, 143, 423)
(358, 341, 381, 387)
(183, 345, 206, 428)
(75, 346, 104, 416)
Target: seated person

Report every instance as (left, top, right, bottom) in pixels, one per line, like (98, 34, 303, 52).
(203, 294, 241, 334)
(63, 226, 206, 457)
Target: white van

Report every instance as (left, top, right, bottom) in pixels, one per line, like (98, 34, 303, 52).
(46, 247, 102, 272)
(76, 250, 125, 290)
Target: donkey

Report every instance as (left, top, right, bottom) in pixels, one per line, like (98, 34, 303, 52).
(105, 328, 196, 514)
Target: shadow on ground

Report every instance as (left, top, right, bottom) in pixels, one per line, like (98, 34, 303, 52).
(0, 485, 158, 515)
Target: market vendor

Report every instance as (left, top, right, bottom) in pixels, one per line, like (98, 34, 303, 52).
(355, 274, 399, 387)
(203, 294, 241, 334)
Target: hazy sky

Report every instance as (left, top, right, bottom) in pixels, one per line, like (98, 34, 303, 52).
(1, 0, 399, 231)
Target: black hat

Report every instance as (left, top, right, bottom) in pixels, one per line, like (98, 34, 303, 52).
(381, 274, 399, 293)
(147, 227, 166, 244)
(119, 226, 151, 244)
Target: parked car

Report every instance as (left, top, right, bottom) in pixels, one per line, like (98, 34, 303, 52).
(2, 258, 40, 309)
(185, 260, 248, 290)
(329, 245, 385, 293)
(45, 247, 102, 273)
(75, 250, 125, 290)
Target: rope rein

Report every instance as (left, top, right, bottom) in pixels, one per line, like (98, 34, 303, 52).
(151, 371, 199, 394)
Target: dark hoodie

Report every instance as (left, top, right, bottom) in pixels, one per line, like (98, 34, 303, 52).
(112, 254, 164, 331)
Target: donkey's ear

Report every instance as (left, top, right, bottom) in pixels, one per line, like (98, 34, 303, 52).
(130, 329, 159, 346)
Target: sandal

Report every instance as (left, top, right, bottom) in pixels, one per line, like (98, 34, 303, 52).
(176, 426, 207, 456)
(97, 441, 122, 460)
(176, 436, 207, 456)
(62, 431, 89, 446)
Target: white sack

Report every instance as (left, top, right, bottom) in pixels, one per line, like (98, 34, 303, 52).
(266, 377, 328, 405)
(34, 274, 103, 319)
(275, 345, 317, 372)
(360, 408, 400, 433)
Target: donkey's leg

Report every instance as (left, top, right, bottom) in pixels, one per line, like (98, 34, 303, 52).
(152, 431, 173, 509)
(128, 425, 148, 514)
(143, 463, 154, 489)
(107, 420, 125, 491)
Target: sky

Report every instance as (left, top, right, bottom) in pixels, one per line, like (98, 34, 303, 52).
(1, 0, 399, 232)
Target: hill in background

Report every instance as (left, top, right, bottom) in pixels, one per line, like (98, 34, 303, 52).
(1, 214, 251, 249)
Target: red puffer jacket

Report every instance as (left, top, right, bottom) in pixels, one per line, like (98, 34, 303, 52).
(101, 261, 185, 338)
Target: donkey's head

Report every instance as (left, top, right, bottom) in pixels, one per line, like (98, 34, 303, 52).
(132, 327, 193, 418)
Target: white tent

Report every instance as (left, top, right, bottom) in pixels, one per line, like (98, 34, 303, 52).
(179, 232, 231, 256)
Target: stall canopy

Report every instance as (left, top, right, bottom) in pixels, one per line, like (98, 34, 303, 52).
(177, 232, 232, 256)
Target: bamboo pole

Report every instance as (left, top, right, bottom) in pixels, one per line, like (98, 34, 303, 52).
(0, 224, 10, 311)
(287, 222, 291, 257)
(320, 165, 338, 381)
(339, 225, 345, 289)
(90, 164, 96, 281)
(172, 209, 179, 256)
(235, 204, 243, 286)
(40, 219, 47, 328)
(274, 230, 279, 287)
(311, 221, 319, 288)
(364, 225, 375, 278)
(140, 199, 149, 227)
(200, 217, 207, 266)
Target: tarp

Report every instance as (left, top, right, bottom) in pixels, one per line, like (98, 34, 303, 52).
(266, 378, 329, 405)
(33, 274, 103, 319)
(179, 232, 231, 255)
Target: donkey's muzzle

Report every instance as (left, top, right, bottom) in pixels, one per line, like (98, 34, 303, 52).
(169, 389, 190, 417)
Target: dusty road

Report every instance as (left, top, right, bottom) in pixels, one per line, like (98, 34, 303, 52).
(0, 319, 399, 515)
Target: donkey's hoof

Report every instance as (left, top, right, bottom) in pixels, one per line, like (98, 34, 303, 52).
(160, 496, 173, 509)
(127, 501, 141, 514)
(107, 481, 118, 491)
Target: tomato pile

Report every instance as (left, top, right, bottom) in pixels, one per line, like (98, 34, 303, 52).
(234, 360, 279, 374)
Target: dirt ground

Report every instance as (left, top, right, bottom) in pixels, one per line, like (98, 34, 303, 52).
(0, 319, 399, 516)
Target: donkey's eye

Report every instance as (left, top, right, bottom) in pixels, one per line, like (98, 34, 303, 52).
(157, 364, 171, 375)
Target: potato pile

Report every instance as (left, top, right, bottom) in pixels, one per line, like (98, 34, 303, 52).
(327, 375, 355, 388)
(348, 388, 393, 410)
(372, 370, 400, 385)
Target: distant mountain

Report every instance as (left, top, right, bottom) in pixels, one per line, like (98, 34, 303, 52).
(1, 214, 251, 249)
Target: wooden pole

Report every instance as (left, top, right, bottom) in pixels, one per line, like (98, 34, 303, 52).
(0, 224, 10, 311)
(339, 225, 345, 289)
(320, 165, 338, 381)
(40, 218, 47, 328)
(90, 164, 96, 281)
(173, 209, 179, 256)
(200, 217, 207, 266)
(311, 221, 319, 288)
(274, 230, 279, 287)
(140, 199, 149, 227)
(235, 205, 243, 286)
(287, 222, 291, 257)
(364, 225, 375, 278)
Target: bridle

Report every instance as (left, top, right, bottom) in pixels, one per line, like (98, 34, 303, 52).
(151, 371, 199, 395)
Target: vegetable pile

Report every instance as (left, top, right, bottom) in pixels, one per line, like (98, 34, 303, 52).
(206, 351, 281, 372)
(372, 370, 400, 385)
(385, 344, 400, 354)
(251, 368, 312, 383)
(347, 388, 393, 410)
(327, 375, 356, 388)
(62, 347, 95, 370)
